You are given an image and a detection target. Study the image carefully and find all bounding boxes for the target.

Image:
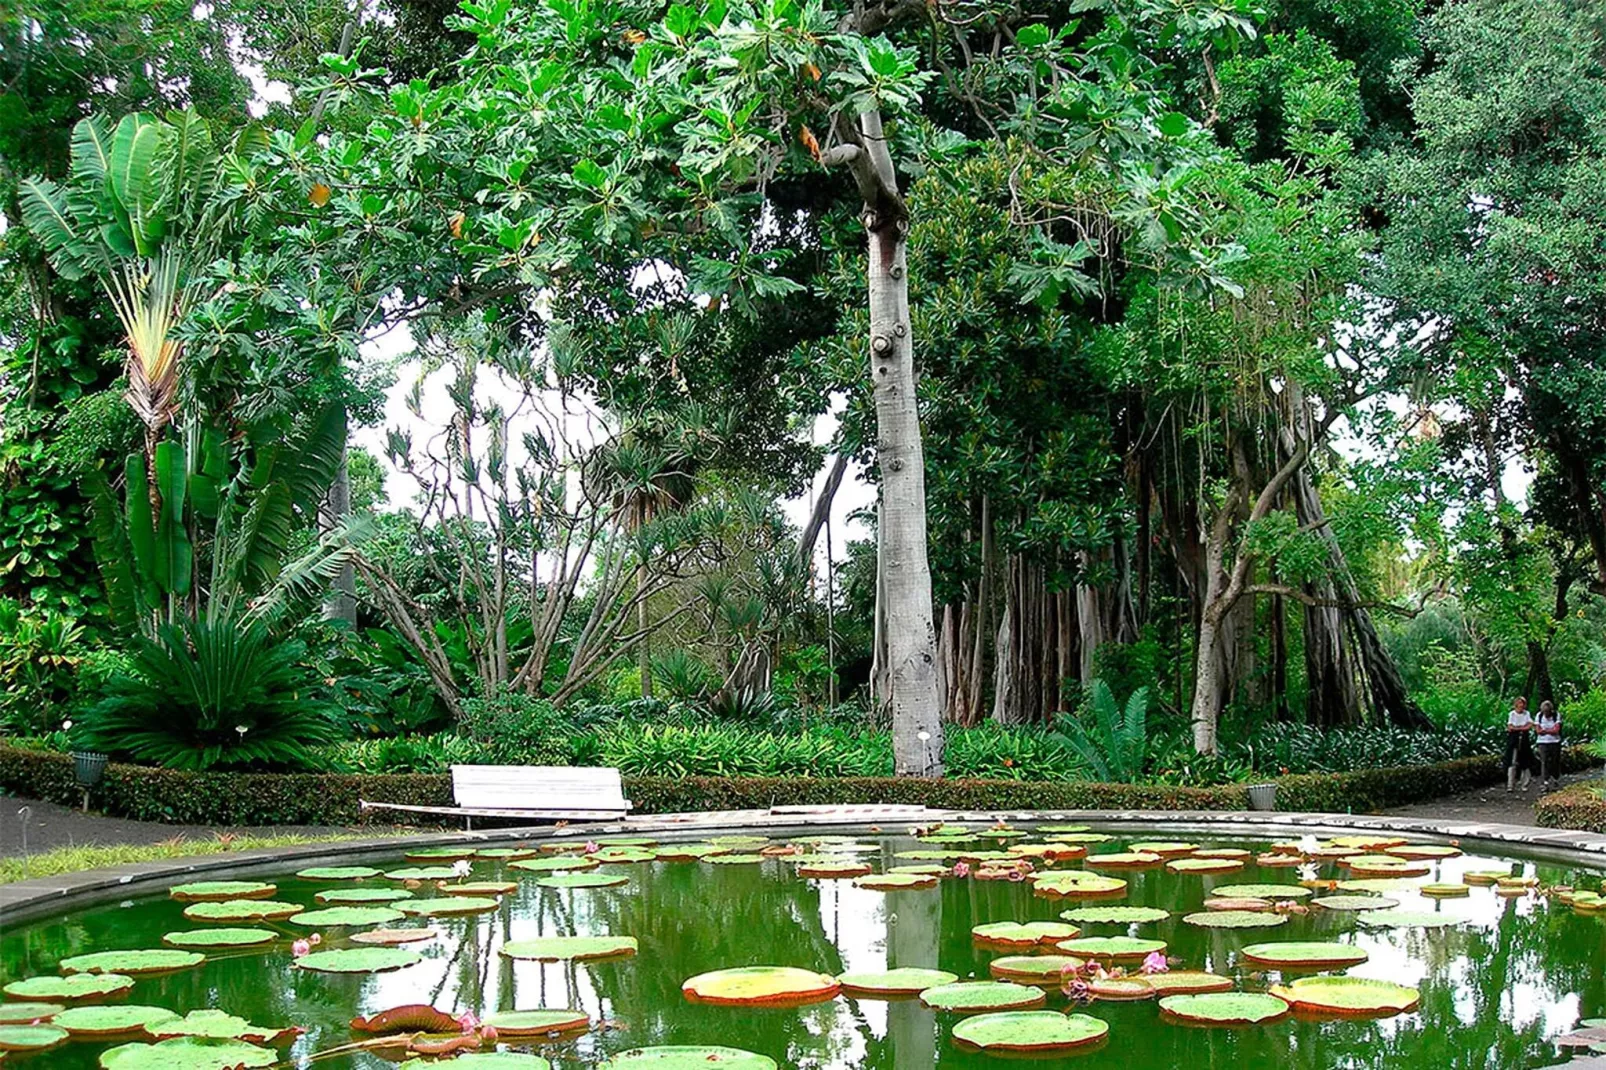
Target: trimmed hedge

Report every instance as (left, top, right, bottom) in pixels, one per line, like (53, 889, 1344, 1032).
(1536, 779, 1606, 833)
(0, 743, 1594, 828)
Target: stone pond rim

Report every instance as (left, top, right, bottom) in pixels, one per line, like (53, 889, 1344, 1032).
(5, 805, 1606, 926)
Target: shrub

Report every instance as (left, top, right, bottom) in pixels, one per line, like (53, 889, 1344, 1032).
(1535, 778, 1606, 833)
(0, 597, 91, 735)
(1561, 689, 1606, 743)
(458, 692, 574, 764)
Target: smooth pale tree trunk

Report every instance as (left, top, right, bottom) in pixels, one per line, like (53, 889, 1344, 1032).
(1190, 525, 1231, 754)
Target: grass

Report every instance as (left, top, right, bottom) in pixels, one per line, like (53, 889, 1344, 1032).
(1, 829, 412, 885)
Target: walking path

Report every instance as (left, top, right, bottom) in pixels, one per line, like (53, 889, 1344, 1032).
(0, 794, 356, 857)
(1383, 769, 1595, 826)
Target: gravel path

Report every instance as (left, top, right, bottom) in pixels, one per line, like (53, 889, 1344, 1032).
(1383, 769, 1596, 825)
(0, 794, 362, 858)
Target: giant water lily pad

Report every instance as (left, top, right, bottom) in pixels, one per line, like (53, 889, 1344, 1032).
(147, 1010, 298, 1046)
(1385, 844, 1461, 860)
(854, 873, 937, 891)
(1325, 835, 1405, 850)
(288, 906, 405, 927)
(0, 1005, 63, 1025)
(1008, 843, 1087, 862)
(60, 950, 203, 976)
(503, 936, 638, 962)
(384, 867, 458, 881)
(511, 857, 600, 874)
(1420, 884, 1471, 899)
(316, 888, 413, 905)
(988, 955, 1083, 984)
(1342, 857, 1430, 878)
(1087, 977, 1159, 1001)
(168, 881, 276, 903)
(1128, 842, 1199, 858)
(182, 900, 301, 922)
(1196, 848, 1252, 860)
(951, 1011, 1108, 1053)
(1357, 910, 1462, 929)
(1267, 975, 1419, 1017)
(398, 897, 500, 917)
(1257, 853, 1305, 867)
(1142, 972, 1236, 996)
(920, 982, 1046, 1013)
(0, 1025, 68, 1053)
(475, 848, 539, 861)
(536, 873, 630, 890)
(798, 862, 872, 879)
(350, 929, 440, 946)
(593, 848, 657, 864)
(53, 1006, 179, 1039)
(1159, 992, 1290, 1026)
(705, 854, 766, 866)
(296, 866, 381, 881)
(1085, 853, 1163, 869)
(1212, 884, 1312, 901)
(404, 847, 477, 862)
(1202, 897, 1273, 912)
(1056, 936, 1166, 962)
(1059, 906, 1170, 924)
(294, 948, 422, 974)
(1462, 869, 1511, 886)
(161, 928, 277, 949)
(654, 844, 730, 862)
(1311, 896, 1397, 912)
(1032, 873, 1127, 898)
(349, 1004, 461, 1033)
(972, 922, 1080, 947)
(1241, 942, 1368, 969)
(1183, 911, 1289, 929)
(440, 880, 517, 897)
(3, 974, 135, 1003)
(894, 850, 959, 861)
(1051, 833, 1115, 844)
(837, 968, 958, 996)
(398, 1056, 549, 1070)
(683, 967, 838, 1006)
(1167, 858, 1245, 875)
(600, 1047, 774, 1070)
(481, 1009, 590, 1037)
(100, 1037, 278, 1070)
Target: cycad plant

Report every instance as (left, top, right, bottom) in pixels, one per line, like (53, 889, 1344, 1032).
(1055, 681, 1151, 783)
(75, 615, 338, 771)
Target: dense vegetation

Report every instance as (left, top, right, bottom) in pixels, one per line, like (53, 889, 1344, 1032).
(0, 0, 1602, 790)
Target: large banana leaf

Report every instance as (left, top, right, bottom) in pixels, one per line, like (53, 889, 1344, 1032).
(108, 114, 165, 256)
(86, 470, 144, 634)
(153, 440, 193, 597)
(17, 179, 90, 278)
(123, 452, 161, 609)
(69, 114, 114, 188)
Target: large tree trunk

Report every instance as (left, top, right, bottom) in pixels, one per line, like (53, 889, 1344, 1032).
(1190, 510, 1234, 754)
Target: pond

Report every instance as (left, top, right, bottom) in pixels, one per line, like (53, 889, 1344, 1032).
(2, 825, 1604, 1069)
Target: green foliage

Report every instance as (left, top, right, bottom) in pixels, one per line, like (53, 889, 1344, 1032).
(1057, 682, 1151, 783)
(0, 597, 89, 735)
(74, 616, 338, 770)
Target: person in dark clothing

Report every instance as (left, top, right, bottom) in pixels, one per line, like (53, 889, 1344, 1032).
(1504, 696, 1533, 793)
(1535, 700, 1562, 790)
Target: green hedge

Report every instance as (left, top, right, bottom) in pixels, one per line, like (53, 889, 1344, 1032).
(0, 743, 1594, 828)
(1536, 779, 1606, 833)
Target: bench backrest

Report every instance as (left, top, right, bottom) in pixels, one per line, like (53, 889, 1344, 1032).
(451, 765, 629, 811)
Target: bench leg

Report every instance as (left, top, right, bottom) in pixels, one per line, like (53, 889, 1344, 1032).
(465, 815, 474, 832)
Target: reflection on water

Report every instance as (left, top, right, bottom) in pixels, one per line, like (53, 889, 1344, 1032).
(2, 834, 1603, 1069)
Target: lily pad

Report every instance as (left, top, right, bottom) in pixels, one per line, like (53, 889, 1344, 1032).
(510, 857, 600, 874)
(1159, 992, 1290, 1026)
(1462, 869, 1511, 886)
(1183, 911, 1289, 929)
(1168, 858, 1245, 874)
(654, 844, 730, 861)
(1056, 936, 1166, 961)
(404, 847, 477, 862)
(182, 900, 301, 922)
(1211, 884, 1312, 901)
(1059, 906, 1170, 924)
(53, 1006, 179, 1039)
(296, 866, 381, 881)
(854, 873, 937, 891)
(316, 888, 413, 904)
(503, 936, 638, 962)
(1325, 835, 1406, 850)
(397, 1056, 549, 1070)
(1085, 852, 1163, 869)
(1357, 910, 1462, 929)
(475, 847, 539, 861)
(600, 1047, 774, 1070)
(1256, 853, 1305, 867)
(1385, 844, 1462, 860)
(147, 1010, 298, 1046)
(384, 866, 459, 881)
(988, 955, 1084, 983)
(2, 974, 136, 1004)
(972, 922, 1081, 947)
(440, 880, 517, 896)
(798, 861, 873, 878)
(1196, 848, 1252, 860)
(1202, 897, 1273, 912)
(1420, 883, 1471, 899)
(891, 865, 948, 876)
(1342, 858, 1431, 877)
(350, 928, 441, 946)
(951, 1011, 1108, 1053)
(294, 948, 422, 974)
(350, 1005, 461, 1033)
(1051, 833, 1115, 844)
(920, 981, 1047, 1013)
(536, 873, 630, 890)
(287, 906, 405, 927)
(59, 950, 203, 976)
(1007, 843, 1088, 861)
(0, 1005, 64, 1025)
(1143, 972, 1236, 996)
(705, 854, 766, 865)
(1241, 942, 1368, 969)
(1128, 841, 1199, 858)
(0, 1025, 68, 1053)
(837, 968, 958, 996)
(1032, 872, 1127, 898)
(895, 849, 959, 861)
(1267, 975, 1419, 1017)
(593, 847, 657, 863)
(100, 1038, 278, 1070)
(161, 928, 277, 949)
(168, 881, 276, 903)
(1311, 895, 1399, 911)
(1087, 977, 1159, 1001)
(397, 896, 501, 916)
(481, 1009, 590, 1037)
(683, 966, 839, 1006)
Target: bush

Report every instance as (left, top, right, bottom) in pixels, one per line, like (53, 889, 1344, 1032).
(1562, 689, 1606, 743)
(0, 598, 91, 735)
(1536, 777, 1606, 832)
(458, 692, 574, 764)
(1229, 722, 1500, 775)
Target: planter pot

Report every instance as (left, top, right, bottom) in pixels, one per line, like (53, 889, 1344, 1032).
(72, 751, 109, 788)
(1247, 783, 1278, 812)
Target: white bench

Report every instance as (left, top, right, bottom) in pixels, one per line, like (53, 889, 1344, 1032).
(360, 765, 633, 829)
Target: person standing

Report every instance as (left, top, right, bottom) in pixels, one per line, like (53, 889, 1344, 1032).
(1505, 696, 1534, 793)
(1535, 700, 1562, 790)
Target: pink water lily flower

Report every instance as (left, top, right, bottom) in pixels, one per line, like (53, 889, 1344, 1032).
(457, 1012, 480, 1033)
(584, 841, 601, 854)
(1141, 951, 1169, 975)
(309, 932, 323, 946)
(292, 939, 311, 957)
(480, 1025, 499, 1042)
(951, 861, 971, 878)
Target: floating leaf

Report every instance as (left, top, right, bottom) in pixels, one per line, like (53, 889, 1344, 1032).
(1462, 870, 1510, 886)
(592, 848, 656, 863)
(1183, 911, 1288, 929)
(0, 1024, 68, 1052)
(351, 1005, 462, 1034)
(595, 836, 657, 846)
(654, 845, 729, 861)
(951, 1011, 1108, 1053)
(988, 955, 1083, 983)
(600, 1047, 774, 1070)
(972, 922, 1080, 947)
(441, 881, 517, 897)
(1420, 884, 1470, 899)
(296, 867, 381, 881)
(384, 867, 458, 881)
(287, 907, 405, 927)
(1311, 896, 1398, 911)
(1342, 857, 1430, 877)
(100, 1037, 278, 1070)
(1056, 936, 1166, 961)
(503, 936, 638, 962)
(162, 928, 277, 949)
(1325, 836, 1405, 850)
(168, 881, 276, 903)
(895, 850, 958, 861)
(836, 968, 957, 996)
(148, 1010, 299, 1045)
(1201, 897, 1272, 912)
(482, 1009, 590, 1037)
(0, 1004, 64, 1025)
(853, 873, 937, 891)
(398, 1055, 550, 1070)
(510, 857, 600, 874)
(1032, 873, 1126, 898)
(350, 928, 440, 946)
(1033, 825, 1091, 834)
(1211, 884, 1312, 901)
(705, 854, 765, 865)
(1268, 976, 1419, 1017)
(475, 848, 539, 861)
(1128, 842, 1198, 858)
(1357, 910, 1463, 929)
(1385, 844, 1461, 860)
(1084, 853, 1163, 869)
(1195, 848, 1252, 860)
(404, 847, 477, 862)
(891, 865, 947, 876)
(798, 862, 872, 878)
(1059, 906, 1170, 924)
(60, 950, 203, 976)
(535, 873, 629, 890)
(920, 982, 1045, 1013)
(316, 888, 414, 905)
(182, 900, 301, 922)
(1141, 972, 1235, 996)
(52, 1006, 179, 1039)
(1241, 942, 1368, 969)
(682, 967, 839, 1006)
(1159, 992, 1290, 1025)
(294, 948, 422, 974)
(1257, 853, 1305, 867)
(397, 897, 500, 917)
(1088, 977, 1157, 1001)
(2, 974, 135, 1003)
(1167, 858, 1244, 874)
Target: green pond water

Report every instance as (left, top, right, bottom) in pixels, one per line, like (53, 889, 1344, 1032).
(3, 828, 1605, 1068)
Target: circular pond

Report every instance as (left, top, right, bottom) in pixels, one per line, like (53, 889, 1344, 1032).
(3, 823, 1605, 1068)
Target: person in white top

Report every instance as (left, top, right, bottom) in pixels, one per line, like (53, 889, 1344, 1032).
(1535, 700, 1562, 790)
(1504, 697, 1533, 793)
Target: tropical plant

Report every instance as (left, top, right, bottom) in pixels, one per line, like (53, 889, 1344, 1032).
(1056, 681, 1151, 784)
(651, 649, 713, 701)
(73, 614, 338, 770)
(0, 597, 89, 735)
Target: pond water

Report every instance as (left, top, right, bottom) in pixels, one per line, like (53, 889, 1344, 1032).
(2, 826, 1604, 1069)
